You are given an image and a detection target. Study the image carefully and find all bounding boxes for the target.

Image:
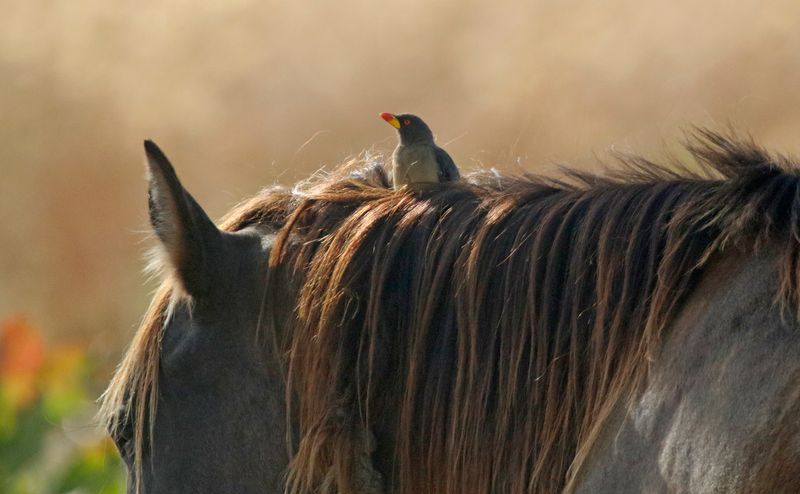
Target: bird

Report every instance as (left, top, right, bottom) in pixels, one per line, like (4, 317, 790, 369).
(379, 112, 460, 189)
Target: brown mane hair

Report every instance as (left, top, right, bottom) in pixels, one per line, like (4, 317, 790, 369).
(98, 157, 390, 492)
(101, 131, 800, 493)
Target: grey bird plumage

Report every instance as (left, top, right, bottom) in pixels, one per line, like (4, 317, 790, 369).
(379, 112, 460, 189)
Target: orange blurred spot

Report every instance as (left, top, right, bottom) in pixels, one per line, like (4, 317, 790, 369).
(0, 315, 46, 408)
(0, 315, 46, 377)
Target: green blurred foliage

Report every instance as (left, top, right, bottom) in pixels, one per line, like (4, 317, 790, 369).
(0, 315, 125, 494)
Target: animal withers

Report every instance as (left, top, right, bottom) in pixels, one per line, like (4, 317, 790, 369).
(102, 132, 800, 493)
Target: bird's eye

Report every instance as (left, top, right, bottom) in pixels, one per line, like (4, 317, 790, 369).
(404, 119, 412, 126)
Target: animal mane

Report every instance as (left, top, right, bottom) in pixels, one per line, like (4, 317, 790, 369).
(100, 131, 800, 493)
(97, 156, 391, 492)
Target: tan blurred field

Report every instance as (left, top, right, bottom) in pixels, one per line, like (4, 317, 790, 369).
(2, 0, 800, 361)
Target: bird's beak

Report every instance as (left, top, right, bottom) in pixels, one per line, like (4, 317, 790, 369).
(380, 112, 401, 129)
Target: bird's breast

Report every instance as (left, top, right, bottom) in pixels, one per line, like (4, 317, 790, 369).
(393, 144, 439, 186)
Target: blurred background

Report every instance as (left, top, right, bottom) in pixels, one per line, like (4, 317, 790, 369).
(1, 0, 799, 491)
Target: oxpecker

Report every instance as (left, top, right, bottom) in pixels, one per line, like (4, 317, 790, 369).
(379, 112, 460, 189)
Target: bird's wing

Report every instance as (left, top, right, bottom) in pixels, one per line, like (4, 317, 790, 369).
(434, 146, 460, 182)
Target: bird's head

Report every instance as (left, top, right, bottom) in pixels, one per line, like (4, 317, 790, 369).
(380, 112, 434, 145)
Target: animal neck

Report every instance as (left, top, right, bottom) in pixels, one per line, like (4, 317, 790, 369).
(399, 131, 434, 146)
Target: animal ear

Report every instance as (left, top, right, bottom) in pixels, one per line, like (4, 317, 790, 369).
(144, 140, 223, 296)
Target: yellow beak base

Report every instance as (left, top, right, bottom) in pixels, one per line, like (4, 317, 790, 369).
(380, 112, 402, 129)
